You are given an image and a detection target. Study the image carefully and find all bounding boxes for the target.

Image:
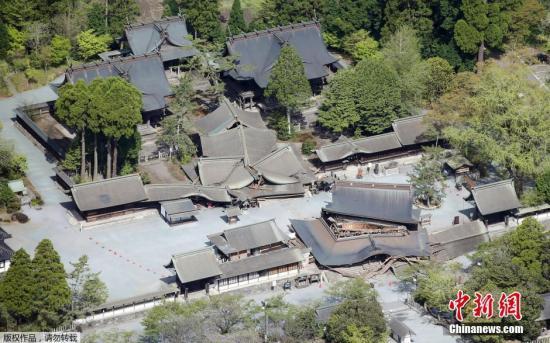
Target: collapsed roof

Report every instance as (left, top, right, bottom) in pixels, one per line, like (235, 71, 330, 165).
(124, 16, 198, 62)
(195, 98, 267, 135)
(324, 181, 420, 225)
(316, 115, 432, 163)
(64, 53, 173, 112)
(226, 21, 338, 88)
(71, 174, 148, 212)
(471, 179, 521, 215)
(207, 219, 289, 255)
(291, 218, 429, 266)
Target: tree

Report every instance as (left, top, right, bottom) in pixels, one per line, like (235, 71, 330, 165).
(463, 218, 550, 341)
(284, 307, 322, 342)
(67, 255, 108, 316)
(319, 0, 384, 41)
(382, 26, 427, 110)
(31, 239, 71, 329)
(509, 0, 546, 44)
(411, 262, 461, 312)
(207, 294, 251, 335)
(0, 183, 20, 213)
(536, 168, 550, 202)
(423, 57, 454, 101)
(141, 301, 208, 342)
(381, 0, 434, 52)
(265, 44, 312, 134)
(342, 30, 381, 62)
(76, 30, 111, 61)
(251, 0, 317, 30)
(408, 147, 447, 207)
(0, 22, 9, 59)
(453, 0, 520, 64)
(50, 35, 71, 66)
(167, 0, 222, 41)
(89, 77, 142, 178)
(158, 115, 197, 163)
(318, 69, 360, 133)
(0, 249, 34, 326)
(442, 62, 550, 193)
(325, 279, 386, 343)
(0, 138, 27, 180)
(56, 80, 91, 180)
(354, 58, 404, 134)
(228, 0, 246, 35)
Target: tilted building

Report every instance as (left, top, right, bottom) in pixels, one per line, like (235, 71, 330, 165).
(166, 219, 310, 293)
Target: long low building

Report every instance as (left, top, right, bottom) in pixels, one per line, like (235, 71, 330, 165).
(315, 114, 433, 165)
(291, 218, 429, 266)
(166, 219, 310, 293)
(428, 220, 489, 261)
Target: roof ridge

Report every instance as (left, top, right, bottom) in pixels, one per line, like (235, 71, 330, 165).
(222, 218, 277, 233)
(392, 114, 426, 123)
(67, 53, 161, 73)
(250, 145, 292, 167)
(472, 179, 514, 190)
(228, 21, 320, 41)
(171, 246, 214, 258)
(72, 173, 142, 189)
(125, 16, 184, 30)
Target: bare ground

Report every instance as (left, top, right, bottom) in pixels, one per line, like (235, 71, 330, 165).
(136, 0, 164, 22)
(138, 160, 188, 184)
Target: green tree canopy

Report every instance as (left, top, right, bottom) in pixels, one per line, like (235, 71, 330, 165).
(32, 239, 71, 329)
(76, 30, 111, 61)
(251, 0, 317, 30)
(0, 249, 34, 325)
(166, 0, 222, 41)
(408, 147, 447, 207)
(423, 56, 455, 101)
(50, 35, 71, 66)
(343, 29, 381, 62)
(228, 0, 247, 34)
(265, 44, 312, 110)
(318, 68, 360, 134)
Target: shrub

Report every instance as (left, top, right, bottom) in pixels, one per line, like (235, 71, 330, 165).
(11, 212, 29, 223)
(521, 188, 545, 207)
(31, 196, 44, 207)
(536, 168, 550, 202)
(301, 139, 316, 155)
(0, 183, 20, 213)
(267, 110, 294, 141)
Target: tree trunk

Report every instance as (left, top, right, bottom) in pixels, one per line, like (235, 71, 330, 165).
(286, 108, 291, 136)
(477, 40, 485, 70)
(106, 139, 112, 179)
(93, 133, 98, 180)
(112, 139, 118, 177)
(80, 130, 86, 180)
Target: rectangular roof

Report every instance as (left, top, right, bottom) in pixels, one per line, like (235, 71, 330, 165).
(324, 181, 419, 224)
(226, 22, 337, 88)
(291, 219, 429, 266)
(124, 16, 198, 62)
(316, 132, 402, 163)
(197, 157, 254, 189)
(160, 198, 196, 215)
(428, 220, 489, 260)
(65, 53, 172, 112)
(392, 114, 432, 145)
(207, 219, 289, 254)
(218, 247, 307, 278)
(252, 145, 315, 185)
(71, 174, 147, 212)
(229, 183, 305, 201)
(144, 184, 232, 203)
(168, 247, 222, 284)
(471, 179, 520, 215)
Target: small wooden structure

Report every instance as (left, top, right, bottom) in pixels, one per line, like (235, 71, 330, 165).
(225, 206, 241, 224)
(160, 199, 198, 225)
(445, 155, 473, 178)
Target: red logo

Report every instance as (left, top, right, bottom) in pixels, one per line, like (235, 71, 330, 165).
(448, 291, 522, 321)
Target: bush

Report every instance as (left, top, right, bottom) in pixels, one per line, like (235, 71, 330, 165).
(0, 183, 20, 213)
(140, 171, 151, 185)
(521, 188, 545, 207)
(31, 196, 44, 207)
(267, 111, 294, 141)
(301, 139, 316, 155)
(11, 212, 29, 223)
(536, 169, 550, 202)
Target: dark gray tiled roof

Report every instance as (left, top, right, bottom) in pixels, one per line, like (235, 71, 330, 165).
(0, 228, 12, 241)
(218, 247, 307, 278)
(168, 247, 222, 284)
(291, 219, 429, 266)
(471, 179, 520, 215)
(195, 98, 267, 135)
(197, 157, 254, 189)
(392, 114, 431, 146)
(229, 183, 304, 201)
(226, 22, 337, 88)
(71, 174, 147, 212)
(428, 220, 489, 261)
(181, 160, 199, 182)
(65, 53, 172, 112)
(252, 146, 315, 185)
(200, 126, 277, 165)
(144, 184, 232, 203)
(160, 198, 196, 215)
(207, 219, 289, 254)
(316, 132, 402, 163)
(124, 16, 198, 62)
(324, 181, 419, 224)
(390, 318, 414, 337)
(0, 241, 13, 261)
